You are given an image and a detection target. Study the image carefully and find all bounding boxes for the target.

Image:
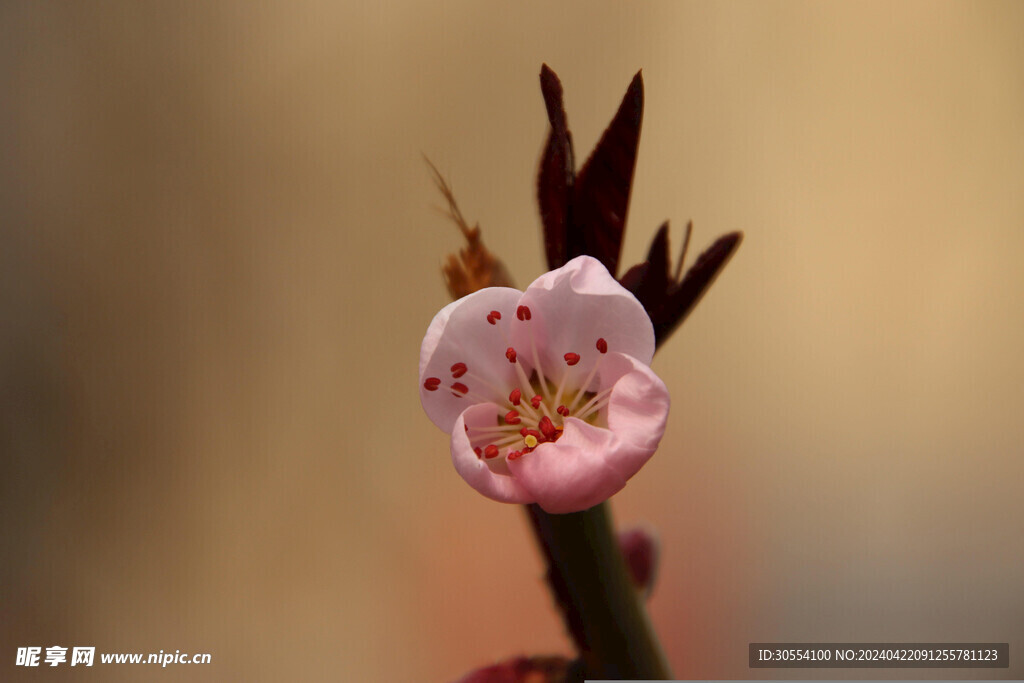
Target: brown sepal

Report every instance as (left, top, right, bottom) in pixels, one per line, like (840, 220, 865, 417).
(425, 157, 515, 299)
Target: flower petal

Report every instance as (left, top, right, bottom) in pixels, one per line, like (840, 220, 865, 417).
(507, 419, 623, 513)
(419, 287, 524, 432)
(599, 352, 671, 457)
(451, 403, 535, 505)
(508, 352, 669, 514)
(510, 256, 654, 391)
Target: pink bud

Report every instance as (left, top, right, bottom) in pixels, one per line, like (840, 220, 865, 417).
(618, 525, 660, 598)
(456, 655, 570, 683)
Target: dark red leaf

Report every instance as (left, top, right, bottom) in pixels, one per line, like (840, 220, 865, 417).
(655, 231, 742, 345)
(537, 64, 576, 270)
(635, 221, 671, 306)
(570, 71, 643, 276)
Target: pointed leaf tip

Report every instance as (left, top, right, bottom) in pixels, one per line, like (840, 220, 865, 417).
(656, 230, 743, 344)
(539, 64, 566, 131)
(570, 71, 644, 276)
(537, 64, 575, 270)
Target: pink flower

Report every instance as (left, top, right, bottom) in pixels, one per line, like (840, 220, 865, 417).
(419, 256, 670, 514)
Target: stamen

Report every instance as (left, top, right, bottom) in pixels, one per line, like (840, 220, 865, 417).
(491, 433, 527, 448)
(423, 377, 441, 391)
(516, 305, 532, 321)
(508, 449, 526, 460)
(557, 405, 569, 417)
(530, 395, 543, 409)
(552, 366, 572, 410)
(575, 386, 614, 420)
(474, 447, 482, 458)
(486, 310, 502, 325)
(539, 416, 558, 440)
(450, 382, 469, 396)
(579, 395, 613, 420)
(450, 362, 467, 378)
(564, 352, 581, 366)
(509, 383, 541, 421)
(504, 410, 521, 425)
(483, 444, 499, 459)
(467, 424, 522, 436)
(462, 370, 520, 409)
(566, 345, 608, 413)
(485, 311, 546, 414)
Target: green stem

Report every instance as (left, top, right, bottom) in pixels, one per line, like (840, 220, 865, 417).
(524, 502, 672, 679)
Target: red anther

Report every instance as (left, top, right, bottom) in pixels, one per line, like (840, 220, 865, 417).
(564, 352, 581, 366)
(483, 444, 499, 459)
(505, 347, 517, 363)
(557, 405, 569, 416)
(423, 377, 441, 391)
(520, 427, 529, 436)
(596, 337, 608, 354)
(509, 388, 522, 405)
(451, 382, 469, 396)
(508, 450, 523, 461)
(522, 428, 541, 440)
(474, 447, 482, 458)
(516, 305, 532, 321)
(489, 310, 501, 321)
(539, 416, 557, 440)
(504, 410, 521, 425)
(530, 395, 543, 409)
(450, 362, 467, 378)
(486, 310, 501, 325)
(464, 424, 469, 432)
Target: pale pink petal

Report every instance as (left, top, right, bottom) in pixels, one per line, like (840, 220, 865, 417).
(510, 256, 654, 392)
(599, 352, 671, 459)
(507, 352, 669, 514)
(507, 419, 624, 513)
(419, 287, 524, 432)
(451, 403, 535, 504)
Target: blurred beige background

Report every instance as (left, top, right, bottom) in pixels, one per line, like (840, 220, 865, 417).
(2, 1, 1022, 680)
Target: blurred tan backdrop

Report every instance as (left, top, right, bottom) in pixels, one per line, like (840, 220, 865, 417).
(2, 1, 1022, 681)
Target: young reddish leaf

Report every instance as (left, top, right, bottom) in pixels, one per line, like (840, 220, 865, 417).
(659, 231, 742, 343)
(631, 221, 672, 308)
(570, 71, 643, 276)
(537, 64, 576, 270)
(620, 225, 742, 348)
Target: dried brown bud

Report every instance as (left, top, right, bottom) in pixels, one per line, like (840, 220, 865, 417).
(425, 157, 514, 299)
